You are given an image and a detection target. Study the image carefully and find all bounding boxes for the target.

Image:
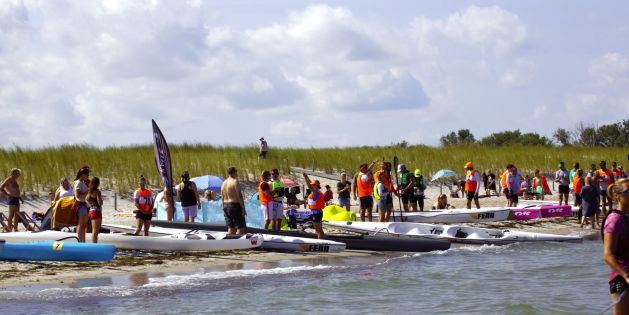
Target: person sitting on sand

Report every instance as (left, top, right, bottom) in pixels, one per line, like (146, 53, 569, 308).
(433, 194, 453, 210)
(286, 186, 305, 207)
(602, 178, 629, 314)
(134, 176, 155, 236)
(1, 168, 23, 232)
(51, 177, 73, 206)
(87, 177, 103, 243)
(324, 185, 333, 205)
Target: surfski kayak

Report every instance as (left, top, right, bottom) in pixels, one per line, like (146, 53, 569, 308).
(387, 207, 512, 223)
(103, 224, 346, 253)
(0, 239, 115, 262)
(151, 220, 451, 252)
(324, 221, 583, 245)
(0, 230, 262, 252)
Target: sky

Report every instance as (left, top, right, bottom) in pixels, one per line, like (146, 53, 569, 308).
(1, 0, 628, 148)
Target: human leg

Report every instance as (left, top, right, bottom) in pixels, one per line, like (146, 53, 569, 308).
(91, 218, 101, 243)
(8, 205, 18, 232)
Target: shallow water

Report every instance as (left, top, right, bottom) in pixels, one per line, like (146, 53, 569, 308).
(0, 240, 612, 315)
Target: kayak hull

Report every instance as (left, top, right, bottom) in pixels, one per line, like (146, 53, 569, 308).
(0, 240, 115, 261)
(398, 208, 512, 223)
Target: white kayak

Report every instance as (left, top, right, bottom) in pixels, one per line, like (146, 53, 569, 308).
(0, 230, 262, 252)
(325, 221, 582, 245)
(387, 207, 512, 223)
(103, 224, 346, 253)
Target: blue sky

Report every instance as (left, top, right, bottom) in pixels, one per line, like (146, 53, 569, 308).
(0, 1, 628, 148)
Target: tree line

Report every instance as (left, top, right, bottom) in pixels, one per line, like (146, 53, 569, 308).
(440, 120, 629, 147)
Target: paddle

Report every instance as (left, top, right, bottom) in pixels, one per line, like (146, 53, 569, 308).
(393, 156, 405, 222)
(598, 290, 626, 315)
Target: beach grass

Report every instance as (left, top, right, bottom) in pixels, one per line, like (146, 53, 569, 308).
(0, 144, 625, 195)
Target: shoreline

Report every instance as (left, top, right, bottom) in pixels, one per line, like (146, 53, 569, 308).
(0, 249, 379, 289)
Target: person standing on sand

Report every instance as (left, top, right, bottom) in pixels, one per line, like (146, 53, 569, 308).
(1, 168, 23, 232)
(87, 177, 103, 243)
(602, 178, 629, 314)
(374, 162, 394, 222)
(51, 177, 73, 206)
(269, 169, 285, 232)
(555, 162, 570, 206)
(163, 177, 176, 221)
(573, 169, 584, 222)
(221, 167, 247, 235)
(464, 162, 481, 209)
(569, 162, 580, 206)
(487, 170, 497, 197)
(302, 173, 325, 239)
(353, 161, 377, 222)
(134, 176, 154, 236)
(73, 165, 90, 242)
(396, 164, 416, 212)
(581, 176, 599, 228)
(505, 164, 520, 207)
(412, 169, 426, 211)
(177, 171, 200, 223)
(599, 161, 615, 216)
(375, 172, 390, 222)
(258, 170, 275, 230)
(258, 137, 268, 160)
(336, 172, 352, 211)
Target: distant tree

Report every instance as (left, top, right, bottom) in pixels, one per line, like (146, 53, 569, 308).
(439, 129, 476, 146)
(480, 130, 522, 146)
(519, 133, 552, 146)
(553, 128, 571, 146)
(597, 124, 621, 147)
(579, 127, 598, 147)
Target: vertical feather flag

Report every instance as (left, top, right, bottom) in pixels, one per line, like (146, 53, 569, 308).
(152, 119, 173, 192)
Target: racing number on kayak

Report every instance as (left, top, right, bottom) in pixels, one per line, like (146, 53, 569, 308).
(52, 242, 63, 251)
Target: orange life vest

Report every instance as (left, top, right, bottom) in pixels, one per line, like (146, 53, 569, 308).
(500, 171, 507, 188)
(135, 188, 153, 214)
(258, 181, 272, 205)
(356, 172, 373, 197)
(465, 170, 478, 192)
(373, 170, 393, 191)
(307, 191, 325, 210)
(599, 169, 614, 185)
(573, 175, 583, 194)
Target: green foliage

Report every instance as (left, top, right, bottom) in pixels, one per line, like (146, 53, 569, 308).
(439, 129, 476, 146)
(553, 128, 571, 146)
(478, 130, 551, 146)
(0, 144, 626, 194)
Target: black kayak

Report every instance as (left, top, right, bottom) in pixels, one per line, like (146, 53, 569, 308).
(152, 220, 451, 252)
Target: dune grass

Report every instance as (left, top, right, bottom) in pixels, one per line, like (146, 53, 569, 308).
(0, 144, 625, 195)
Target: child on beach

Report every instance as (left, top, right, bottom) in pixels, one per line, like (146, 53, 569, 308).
(87, 177, 103, 243)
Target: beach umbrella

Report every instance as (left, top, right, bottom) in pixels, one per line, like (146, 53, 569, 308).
(280, 177, 297, 186)
(191, 175, 224, 193)
(431, 169, 457, 182)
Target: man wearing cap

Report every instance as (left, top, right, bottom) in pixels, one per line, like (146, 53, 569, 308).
(464, 162, 481, 209)
(396, 164, 415, 212)
(302, 172, 325, 239)
(258, 137, 268, 160)
(221, 167, 247, 235)
(0, 168, 22, 232)
(412, 169, 427, 211)
(598, 161, 615, 215)
(177, 171, 201, 223)
(555, 162, 570, 205)
(353, 160, 378, 221)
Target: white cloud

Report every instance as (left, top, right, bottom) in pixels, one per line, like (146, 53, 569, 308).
(499, 59, 536, 88)
(589, 52, 629, 85)
(410, 5, 527, 56)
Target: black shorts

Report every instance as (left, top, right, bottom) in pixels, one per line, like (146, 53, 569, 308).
(610, 275, 629, 294)
(8, 197, 20, 206)
(558, 185, 570, 194)
(223, 203, 247, 229)
(310, 211, 323, 223)
(259, 151, 267, 158)
(386, 195, 393, 206)
(401, 192, 414, 204)
(135, 211, 153, 221)
(601, 190, 608, 197)
(466, 191, 478, 201)
(510, 195, 519, 203)
(575, 193, 583, 205)
(359, 196, 373, 209)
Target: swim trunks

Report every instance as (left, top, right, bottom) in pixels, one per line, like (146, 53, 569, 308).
(310, 210, 323, 223)
(182, 205, 197, 219)
(359, 196, 373, 209)
(558, 185, 570, 194)
(135, 211, 153, 221)
(466, 191, 479, 201)
(223, 202, 246, 229)
(8, 197, 20, 206)
(610, 275, 628, 294)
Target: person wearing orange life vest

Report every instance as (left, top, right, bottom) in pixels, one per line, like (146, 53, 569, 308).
(352, 160, 378, 222)
(464, 162, 481, 209)
(258, 170, 275, 231)
(302, 172, 325, 239)
(374, 162, 394, 222)
(134, 176, 155, 236)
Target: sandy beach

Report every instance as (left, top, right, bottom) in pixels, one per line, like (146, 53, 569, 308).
(0, 171, 600, 289)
